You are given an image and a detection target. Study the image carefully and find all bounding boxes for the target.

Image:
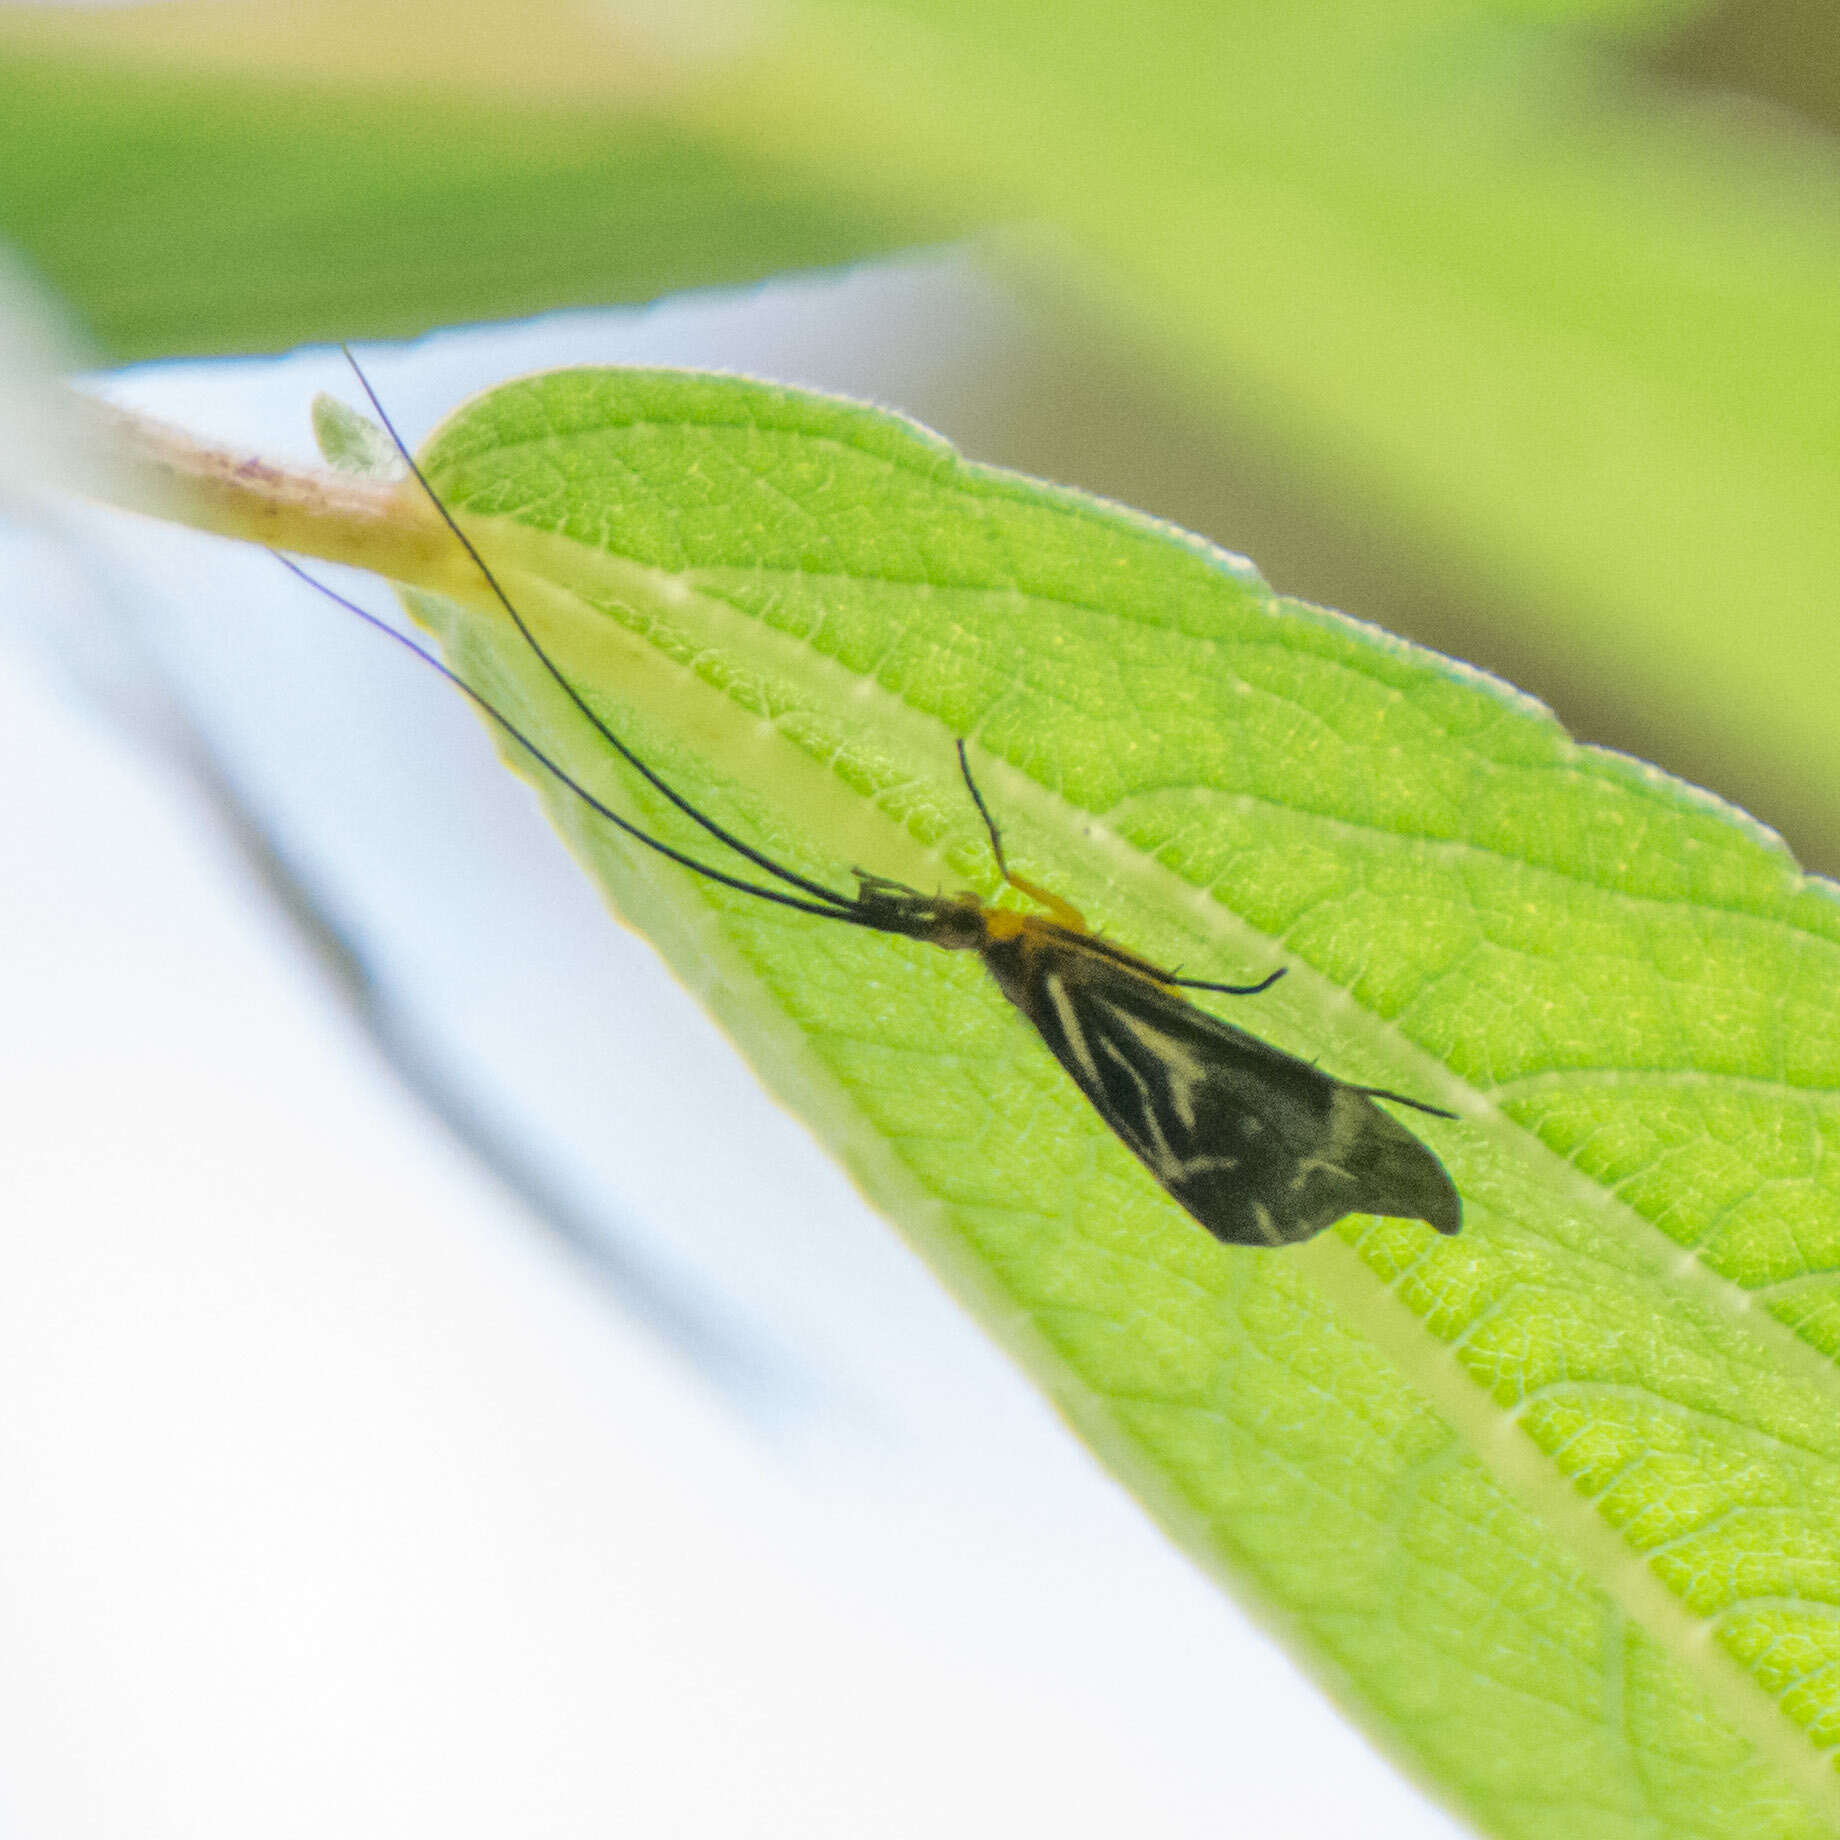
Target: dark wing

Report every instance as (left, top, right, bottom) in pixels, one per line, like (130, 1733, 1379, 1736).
(984, 937, 1460, 1248)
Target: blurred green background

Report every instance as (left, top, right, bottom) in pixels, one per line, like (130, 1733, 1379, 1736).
(3, 0, 1836, 881)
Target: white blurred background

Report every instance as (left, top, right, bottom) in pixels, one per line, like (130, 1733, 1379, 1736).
(0, 256, 1467, 1838)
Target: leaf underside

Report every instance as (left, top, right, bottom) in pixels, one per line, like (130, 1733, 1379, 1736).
(392, 368, 1840, 1840)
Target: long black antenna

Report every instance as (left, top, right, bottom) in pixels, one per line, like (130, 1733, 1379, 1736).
(273, 555, 883, 927)
(341, 347, 855, 911)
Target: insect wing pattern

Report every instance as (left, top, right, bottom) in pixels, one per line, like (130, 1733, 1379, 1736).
(980, 931, 1461, 1247)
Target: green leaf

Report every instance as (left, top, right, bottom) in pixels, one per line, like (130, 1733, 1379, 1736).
(378, 365, 1840, 1840)
(311, 392, 404, 482)
(0, 43, 936, 360)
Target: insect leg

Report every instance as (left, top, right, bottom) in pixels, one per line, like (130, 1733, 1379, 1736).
(1350, 1084, 1459, 1121)
(1161, 966, 1288, 997)
(953, 739, 1089, 932)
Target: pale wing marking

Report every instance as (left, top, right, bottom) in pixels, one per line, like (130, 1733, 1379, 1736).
(1092, 1031, 1183, 1177)
(1287, 1088, 1369, 1193)
(1043, 970, 1107, 1094)
(1248, 1200, 1284, 1247)
(1108, 1008, 1213, 1133)
(1046, 970, 1188, 1180)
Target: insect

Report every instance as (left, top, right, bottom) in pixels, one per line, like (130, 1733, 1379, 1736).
(284, 359, 1461, 1250)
